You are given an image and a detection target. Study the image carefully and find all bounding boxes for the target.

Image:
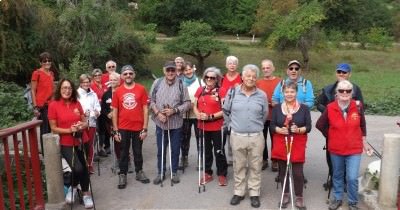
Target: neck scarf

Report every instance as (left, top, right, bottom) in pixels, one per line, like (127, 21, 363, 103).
(183, 74, 197, 87)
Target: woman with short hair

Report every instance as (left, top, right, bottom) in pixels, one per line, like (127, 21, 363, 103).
(316, 80, 373, 210)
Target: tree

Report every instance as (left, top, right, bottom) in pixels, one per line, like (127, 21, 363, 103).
(223, 0, 259, 34)
(255, 0, 325, 70)
(164, 21, 229, 73)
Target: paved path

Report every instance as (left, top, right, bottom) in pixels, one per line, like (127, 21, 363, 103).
(69, 112, 399, 210)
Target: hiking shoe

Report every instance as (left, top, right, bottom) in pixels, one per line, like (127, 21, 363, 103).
(271, 160, 278, 172)
(328, 200, 342, 210)
(295, 197, 306, 209)
(171, 173, 180, 184)
(218, 175, 227, 186)
(82, 195, 94, 209)
(65, 187, 77, 204)
(230, 195, 244, 205)
(250, 196, 260, 208)
(136, 170, 150, 184)
(153, 174, 165, 185)
(118, 174, 127, 189)
(349, 204, 359, 210)
(98, 149, 108, 157)
(261, 160, 269, 170)
(201, 173, 213, 184)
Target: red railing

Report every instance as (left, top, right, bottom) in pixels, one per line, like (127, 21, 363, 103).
(0, 120, 45, 210)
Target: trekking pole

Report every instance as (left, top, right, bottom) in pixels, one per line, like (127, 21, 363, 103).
(198, 128, 202, 193)
(288, 135, 295, 210)
(160, 127, 165, 187)
(367, 141, 382, 159)
(279, 134, 295, 210)
(166, 105, 174, 187)
(111, 134, 117, 175)
(70, 145, 75, 210)
(201, 120, 206, 192)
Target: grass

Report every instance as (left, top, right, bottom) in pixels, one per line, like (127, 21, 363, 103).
(139, 41, 400, 115)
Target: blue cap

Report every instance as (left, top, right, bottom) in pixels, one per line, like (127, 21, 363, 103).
(336, 63, 351, 73)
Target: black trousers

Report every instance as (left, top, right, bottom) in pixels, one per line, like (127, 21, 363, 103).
(119, 130, 143, 175)
(201, 130, 227, 176)
(278, 160, 304, 197)
(262, 120, 273, 161)
(61, 144, 90, 192)
(181, 118, 199, 157)
(97, 116, 110, 149)
(38, 105, 50, 154)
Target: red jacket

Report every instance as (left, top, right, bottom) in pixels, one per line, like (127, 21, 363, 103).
(272, 134, 307, 163)
(316, 100, 366, 155)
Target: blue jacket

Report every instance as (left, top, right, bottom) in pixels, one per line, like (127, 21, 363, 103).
(272, 76, 314, 109)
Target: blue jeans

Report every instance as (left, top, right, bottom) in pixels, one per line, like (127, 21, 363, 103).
(330, 153, 361, 204)
(156, 126, 182, 174)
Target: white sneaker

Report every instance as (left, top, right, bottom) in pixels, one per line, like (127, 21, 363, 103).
(83, 195, 94, 209)
(65, 187, 77, 204)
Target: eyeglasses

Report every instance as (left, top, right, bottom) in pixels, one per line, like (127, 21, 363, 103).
(205, 76, 216, 80)
(336, 70, 348, 75)
(288, 67, 300, 71)
(41, 60, 52, 63)
(166, 68, 176, 73)
(338, 89, 352, 94)
(123, 72, 134, 76)
(107, 66, 115, 69)
(61, 87, 72, 91)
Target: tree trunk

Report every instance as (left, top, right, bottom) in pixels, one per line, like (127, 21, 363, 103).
(197, 56, 205, 75)
(298, 36, 309, 71)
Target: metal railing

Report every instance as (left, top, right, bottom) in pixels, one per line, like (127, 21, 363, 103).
(0, 120, 45, 210)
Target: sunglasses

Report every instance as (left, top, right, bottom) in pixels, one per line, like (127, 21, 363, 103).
(288, 67, 300, 71)
(93, 74, 102, 77)
(107, 65, 116, 69)
(41, 60, 52, 63)
(166, 68, 176, 73)
(205, 76, 216, 80)
(338, 89, 352, 94)
(123, 72, 134, 76)
(336, 70, 348, 74)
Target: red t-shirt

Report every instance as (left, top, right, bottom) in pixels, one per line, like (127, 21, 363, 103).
(90, 81, 104, 102)
(31, 68, 54, 107)
(48, 100, 88, 146)
(111, 84, 148, 131)
(220, 73, 242, 97)
(195, 87, 226, 131)
(256, 77, 281, 120)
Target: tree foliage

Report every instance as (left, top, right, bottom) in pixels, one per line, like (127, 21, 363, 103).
(164, 21, 229, 73)
(260, 0, 326, 69)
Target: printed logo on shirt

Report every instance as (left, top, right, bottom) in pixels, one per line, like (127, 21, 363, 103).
(122, 93, 137, 110)
(351, 112, 359, 121)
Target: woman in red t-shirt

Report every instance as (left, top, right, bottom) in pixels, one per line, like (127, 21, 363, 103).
(48, 79, 94, 208)
(193, 67, 228, 187)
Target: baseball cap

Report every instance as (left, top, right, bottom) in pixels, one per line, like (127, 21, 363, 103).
(336, 63, 351, 73)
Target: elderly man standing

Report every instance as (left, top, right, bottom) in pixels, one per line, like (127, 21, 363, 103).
(150, 61, 191, 185)
(101, 60, 118, 92)
(272, 60, 314, 109)
(223, 64, 267, 208)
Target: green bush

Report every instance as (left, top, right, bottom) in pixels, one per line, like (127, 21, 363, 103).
(0, 81, 32, 128)
(358, 27, 394, 50)
(365, 94, 400, 116)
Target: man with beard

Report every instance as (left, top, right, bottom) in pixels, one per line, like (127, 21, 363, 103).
(111, 65, 150, 189)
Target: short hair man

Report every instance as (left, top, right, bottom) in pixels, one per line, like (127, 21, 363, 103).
(256, 59, 281, 171)
(111, 65, 150, 189)
(150, 61, 191, 185)
(272, 60, 314, 109)
(223, 64, 267, 208)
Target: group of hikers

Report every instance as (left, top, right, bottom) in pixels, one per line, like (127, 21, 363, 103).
(31, 51, 374, 210)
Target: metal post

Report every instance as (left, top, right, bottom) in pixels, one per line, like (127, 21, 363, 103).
(378, 133, 400, 208)
(43, 133, 65, 206)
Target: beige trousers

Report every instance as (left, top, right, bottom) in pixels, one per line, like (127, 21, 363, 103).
(230, 131, 264, 196)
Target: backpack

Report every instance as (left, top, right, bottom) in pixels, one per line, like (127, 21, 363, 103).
(280, 78, 308, 94)
(151, 77, 184, 105)
(24, 84, 34, 109)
